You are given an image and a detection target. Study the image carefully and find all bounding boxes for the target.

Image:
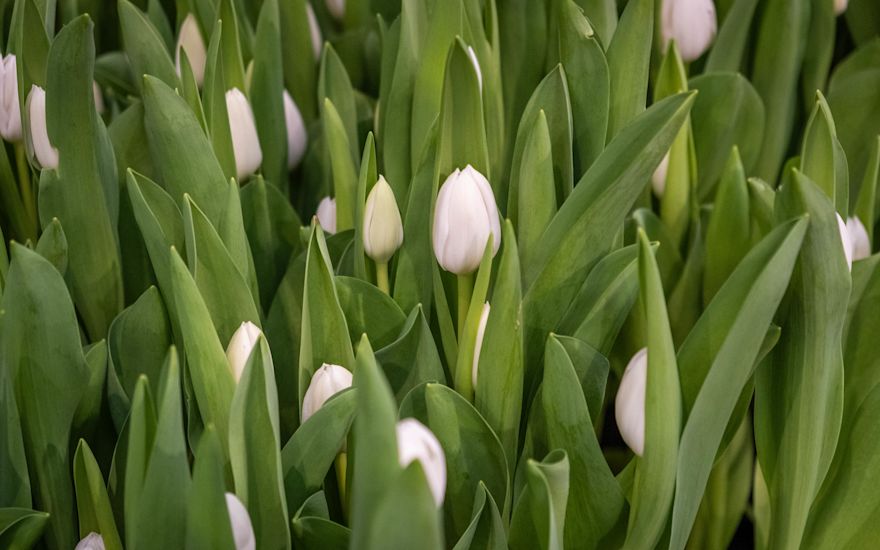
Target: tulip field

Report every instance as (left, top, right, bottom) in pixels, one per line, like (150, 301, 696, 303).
(2, 0, 880, 548)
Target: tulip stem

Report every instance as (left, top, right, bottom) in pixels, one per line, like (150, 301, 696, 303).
(335, 452, 348, 519)
(14, 142, 36, 233)
(376, 261, 390, 295)
(457, 273, 474, 338)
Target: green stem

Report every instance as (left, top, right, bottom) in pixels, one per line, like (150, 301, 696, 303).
(376, 261, 390, 295)
(335, 452, 348, 520)
(457, 273, 474, 338)
(14, 142, 37, 235)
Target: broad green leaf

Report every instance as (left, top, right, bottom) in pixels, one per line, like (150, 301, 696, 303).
(801, 0, 835, 109)
(118, 0, 179, 93)
(509, 450, 569, 550)
(800, 91, 849, 213)
(854, 136, 878, 234)
(454, 238, 494, 401)
(229, 336, 291, 550)
(623, 230, 681, 549)
(666, 220, 705, 345)
(292, 507, 351, 549)
(632, 208, 683, 289)
(278, 0, 318, 120)
(218, 0, 246, 92)
(374, 305, 447, 401)
(34, 217, 67, 275)
(705, 0, 759, 72)
(452, 482, 506, 550)
(0, 244, 86, 548)
(668, 217, 808, 550)
(187, 425, 236, 550)
(250, 0, 287, 188)
(366, 462, 444, 550)
(318, 44, 358, 156)
(0, 508, 49, 549)
(605, 0, 652, 140)
(0, 368, 29, 509)
(73, 440, 122, 550)
(322, 98, 358, 231)
(201, 20, 237, 181)
(352, 134, 377, 280)
(556, 336, 610, 428)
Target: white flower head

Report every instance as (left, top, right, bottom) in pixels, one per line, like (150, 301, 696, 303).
(396, 418, 447, 507)
(615, 348, 647, 456)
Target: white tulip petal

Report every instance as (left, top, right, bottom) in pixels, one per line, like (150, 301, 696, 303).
(837, 212, 853, 272)
(325, 0, 345, 20)
(225, 321, 262, 383)
(363, 175, 404, 262)
(175, 14, 207, 87)
(306, 4, 323, 59)
(316, 196, 337, 234)
(27, 85, 58, 170)
(652, 152, 670, 197)
(661, 0, 717, 62)
(0, 54, 22, 141)
(302, 363, 353, 424)
(466, 46, 483, 93)
(75, 533, 105, 550)
(225, 493, 257, 550)
(283, 90, 308, 169)
(846, 216, 871, 262)
(396, 418, 447, 507)
(615, 348, 647, 456)
(226, 88, 263, 181)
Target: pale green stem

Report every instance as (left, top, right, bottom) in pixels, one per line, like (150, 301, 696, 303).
(376, 261, 390, 295)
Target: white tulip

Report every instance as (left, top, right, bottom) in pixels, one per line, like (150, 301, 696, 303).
(283, 90, 307, 169)
(363, 176, 404, 263)
(432, 165, 502, 275)
(26, 85, 58, 170)
(226, 88, 263, 182)
(316, 196, 337, 234)
(835, 0, 848, 15)
(652, 152, 670, 197)
(466, 46, 483, 93)
(846, 216, 871, 262)
(396, 418, 446, 506)
(471, 302, 491, 389)
(225, 493, 256, 550)
(660, 0, 717, 62)
(325, 0, 345, 20)
(93, 81, 105, 114)
(0, 54, 22, 141)
(306, 3, 323, 60)
(301, 363, 353, 424)
(837, 212, 854, 272)
(615, 348, 647, 457)
(75, 533, 105, 550)
(175, 14, 207, 86)
(225, 321, 262, 383)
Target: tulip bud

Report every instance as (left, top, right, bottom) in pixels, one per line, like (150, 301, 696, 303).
(93, 81, 105, 114)
(75, 533, 105, 550)
(316, 196, 337, 234)
(176, 14, 207, 87)
(615, 348, 647, 456)
(466, 46, 483, 93)
(835, 0, 848, 15)
(396, 418, 447, 506)
(226, 88, 263, 182)
(306, 3, 323, 59)
(283, 90, 307, 169)
(0, 54, 22, 141)
(363, 176, 404, 263)
(325, 0, 345, 20)
(225, 492, 257, 550)
(652, 152, 670, 197)
(301, 363, 353, 424)
(225, 321, 262, 383)
(846, 216, 871, 262)
(432, 165, 502, 275)
(660, 0, 717, 62)
(471, 302, 490, 389)
(26, 85, 59, 170)
(836, 212, 854, 272)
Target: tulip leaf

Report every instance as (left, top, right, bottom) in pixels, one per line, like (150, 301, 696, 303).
(509, 450, 569, 550)
(632, 208, 683, 288)
(399, 382, 509, 543)
(186, 425, 236, 550)
(218, 0, 246, 93)
(299, 224, 356, 418)
(33, 217, 67, 276)
(201, 20, 237, 181)
(118, 0, 179, 93)
(623, 230, 681, 549)
(452, 482, 506, 550)
(755, 171, 849, 548)
(374, 305, 447, 401)
(854, 136, 878, 235)
(322, 98, 358, 231)
(0, 244, 86, 548)
(41, 15, 123, 341)
(349, 335, 402, 549)
(318, 44, 358, 156)
(292, 509, 351, 549)
(800, 91, 849, 213)
(454, 238, 494, 401)
(367, 461, 444, 550)
(555, 336, 610, 426)
(0, 367, 29, 509)
(605, 0, 652, 140)
(801, 0, 835, 110)
(250, 0, 287, 189)
(841, 254, 880, 429)
(278, 0, 317, 121)
(73, 440, 123, 550)
(229, 336, 291, 550)
(183, 194, 261, 344)
(352, 133, 377, 281)
(0, 508, 49, 549)
(668, 217, 808, 550)
(705, 0, 760, 72)
(168, 246, 235, 452)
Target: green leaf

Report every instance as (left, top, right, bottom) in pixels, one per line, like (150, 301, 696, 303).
(0, 365, 29, 509)
(452, 482, 506, 550)
(352, 133, 377, 281)
(801, 0, 835, 109)
(278, 0, 318, 120)
(854, 136, 878, 234)
(74, 440, 123, 550)
(202, 19, 237, 181)
(250, 0, 287, 188)
(218, 0, 246, 92)
(0, 508, 49, 549)
(118, 0, 179, 93)
(374, 305, 447, 401)
(623, 230, 681, 549)
(800, 91, 849, 213)
(366, 462, 444, 549)
(229, 336, 291, 550)
(322, 98, 358, 231)
(509, 450, 569, 550)
(705, 0, 759, 72)
(318, 44, 358, 156)
(605, 0, 652, 140)
(34, 217, 67, 275)
(668, 217, 808, 550)
(556, 336, 610, 428)
(187, 425, 236, 550)
(0, 244, 86, 548)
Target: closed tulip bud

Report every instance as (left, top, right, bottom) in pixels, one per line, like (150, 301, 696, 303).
(660, 0, 717, 62)
(27, 85, 58, 170)
(466, 46, 483, 93)
(93, 81, 105, 114)
(363, 176, 404, 263)
(225, 321, 262, 383)
(652, 152, 669, 197)
(472, 302, 490, 389)
(836, 213, 854, 271)
(846, 216, 871, 261)
(615, 348, 647, 456)
(432, 165, 502, 275)
(325, 0, 345, 20)
(283, 90, 307, 169)
(396, 418, 447, 506)
(225, 493, 256, 550)
(306, 4, 323, 59)
(317, 196, 337, 234)
(835, 0, 848, 15)
(226, 88, 263, 182)
(0, 54, 22, 141)
(301, 363, 353, 424)
(176, 14, 207, 86)
(75, 533, 105, 550)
